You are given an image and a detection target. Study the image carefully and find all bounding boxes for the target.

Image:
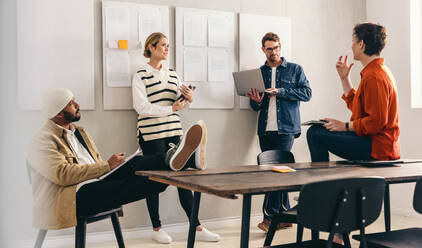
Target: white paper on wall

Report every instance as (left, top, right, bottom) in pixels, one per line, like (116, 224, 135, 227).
(106, 51, 131, 87)
(208, 15, 230, 48)
(208, 49, 229, 82)
(183, 47, 207, 82)
(138, 7, 162, 44)
(183, 12, 207, 47)
(105, 6, 130, 41)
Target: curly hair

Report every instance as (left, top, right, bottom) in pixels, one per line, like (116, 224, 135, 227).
(143, 32, 167, 58)
(353, 23, 387, 56)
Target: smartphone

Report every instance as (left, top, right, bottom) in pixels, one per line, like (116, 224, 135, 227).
(177, 85, 196, 100)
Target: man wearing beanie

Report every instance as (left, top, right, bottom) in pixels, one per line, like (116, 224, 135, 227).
(28, 88, 187, 232)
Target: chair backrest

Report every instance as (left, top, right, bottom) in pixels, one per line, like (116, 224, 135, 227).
(297, 177, 385, 234)
(413, 177, 422, 214)
(257, 150, 295, 165)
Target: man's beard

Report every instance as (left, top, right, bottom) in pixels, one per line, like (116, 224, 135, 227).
(268, 54, 278, 63)
(64, 110, 80, 122)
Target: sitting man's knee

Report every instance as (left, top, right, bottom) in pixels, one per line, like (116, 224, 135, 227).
(306, 125, 324, 141)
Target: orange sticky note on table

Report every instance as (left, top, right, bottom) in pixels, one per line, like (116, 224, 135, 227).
(272, 165, 296, 173)
(118, 40, 128, 49)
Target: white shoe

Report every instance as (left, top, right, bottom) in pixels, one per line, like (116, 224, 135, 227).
(152, 229, 172, 244)
(194, 120, 207, 170)
(196, 227, 220, 242)
(166, 123, 202, 171)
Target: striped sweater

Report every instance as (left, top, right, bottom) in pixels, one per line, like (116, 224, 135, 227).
(132, 64, 183, 141)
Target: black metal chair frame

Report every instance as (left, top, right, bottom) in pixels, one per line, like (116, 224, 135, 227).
(265, 177, 385, 248)
(257, 150, 295, 216)
(257, 150, 320, 246)
(352, 176, 422, 248)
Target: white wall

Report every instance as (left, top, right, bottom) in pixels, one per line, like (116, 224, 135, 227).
(1, 0, 367, 246)
(367, 0, 422, 219)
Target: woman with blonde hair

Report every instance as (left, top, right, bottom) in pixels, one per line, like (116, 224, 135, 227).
(132, 32, 219, 244)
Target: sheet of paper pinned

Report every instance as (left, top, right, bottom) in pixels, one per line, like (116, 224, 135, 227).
(272, 165, 296, 173)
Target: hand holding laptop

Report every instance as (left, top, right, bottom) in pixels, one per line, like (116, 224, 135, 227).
(245, 88, 264, 103)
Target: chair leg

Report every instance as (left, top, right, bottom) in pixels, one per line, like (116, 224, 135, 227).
(34, 229, 47, 248)
(343, 233, 352, 248)
(296, 224, 304, 245)
(263, 217, 278, 246)
(75, 220, 86, 248)
(311, 230, 319, 240)
(111, 212, 125, 248)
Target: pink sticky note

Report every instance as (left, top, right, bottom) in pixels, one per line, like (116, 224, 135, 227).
(108, 40, 118, 49)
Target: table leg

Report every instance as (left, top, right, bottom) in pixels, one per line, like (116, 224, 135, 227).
(240, 194, 252, 248)
(384, 184, 391, 232)
(187, 191, 201, 248)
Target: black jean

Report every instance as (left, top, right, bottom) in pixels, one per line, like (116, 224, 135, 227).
(259, 132, 294, 221)
(306, 125, 372, 162)
(76, 154, 169, 216)
(138, 135, 200, 228)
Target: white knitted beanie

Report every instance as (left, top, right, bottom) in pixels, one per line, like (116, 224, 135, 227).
(42, 88, 74, 119)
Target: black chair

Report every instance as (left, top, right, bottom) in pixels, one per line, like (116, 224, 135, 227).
(265, 177, 386, 248)
(257, 150, 307, 245)
(27, 161, 125, 248)
(352, 177, 422, 248)
(257, 150, 295, 215)
(257, 150, 295, 165)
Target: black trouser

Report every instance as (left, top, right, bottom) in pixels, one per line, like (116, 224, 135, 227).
(306, 125, 373, 162)
(138, 135, 200, 228)
(76, 154, 169, 216)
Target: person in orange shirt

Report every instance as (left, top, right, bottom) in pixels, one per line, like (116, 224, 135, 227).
(307, 22, 400, 163)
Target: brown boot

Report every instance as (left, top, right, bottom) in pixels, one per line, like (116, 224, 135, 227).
(257, 219, 271, 233)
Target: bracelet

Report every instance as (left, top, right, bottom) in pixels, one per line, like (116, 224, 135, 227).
(345, 122, 349, 131)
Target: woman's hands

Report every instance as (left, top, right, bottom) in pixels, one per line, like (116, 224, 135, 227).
(172, 98, 187, 112)
(180, 84, 194, 103)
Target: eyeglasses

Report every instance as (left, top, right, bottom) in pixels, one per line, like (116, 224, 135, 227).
(264, 45, 280, 53)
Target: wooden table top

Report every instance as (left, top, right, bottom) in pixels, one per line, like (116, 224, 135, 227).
(136, 161, 422, 199)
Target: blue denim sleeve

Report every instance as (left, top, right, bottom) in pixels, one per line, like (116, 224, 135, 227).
(277, 65, 312, 102)
(249, 98, 261, 111)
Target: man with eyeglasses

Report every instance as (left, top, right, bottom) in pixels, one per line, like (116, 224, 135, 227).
(246, 32, 312, 233)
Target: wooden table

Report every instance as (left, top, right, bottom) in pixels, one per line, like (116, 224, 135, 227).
(136, 161, 422, 248)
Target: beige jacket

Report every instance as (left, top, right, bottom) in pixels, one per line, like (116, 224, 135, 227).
(28, 120, 110, 229)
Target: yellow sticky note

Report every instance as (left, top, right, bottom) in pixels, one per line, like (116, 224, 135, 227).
(272, 166, 296, 173)
(118, 40, 128, 49)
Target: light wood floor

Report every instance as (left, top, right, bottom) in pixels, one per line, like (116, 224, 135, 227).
(61, 214, 420, 248)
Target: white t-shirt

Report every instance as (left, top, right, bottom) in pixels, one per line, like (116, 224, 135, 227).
(64, 125, 97, 191)
(266, 67, 278, 131)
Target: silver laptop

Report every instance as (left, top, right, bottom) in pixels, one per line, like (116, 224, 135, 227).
(232, 69, 266, 96)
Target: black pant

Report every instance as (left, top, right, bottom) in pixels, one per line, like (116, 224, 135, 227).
(306, 125, 372, 162)
(76, 154, 169, 216)
(138, 135, 200, 228)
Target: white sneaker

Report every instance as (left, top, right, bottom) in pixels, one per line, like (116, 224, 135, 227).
(166, 123, 202, 171)
(194, 120, 207, 170)
(151, 229, 172, 244)
(196, 227, 220, 242)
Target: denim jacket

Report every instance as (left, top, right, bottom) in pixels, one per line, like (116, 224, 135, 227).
(250, 57, 312, 136)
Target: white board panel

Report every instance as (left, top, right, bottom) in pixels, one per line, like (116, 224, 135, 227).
(102, 1, 170, 110)
(239, 14, 291, 109)
(175, 7, 235, 109)
(17, 0, 94, 110)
